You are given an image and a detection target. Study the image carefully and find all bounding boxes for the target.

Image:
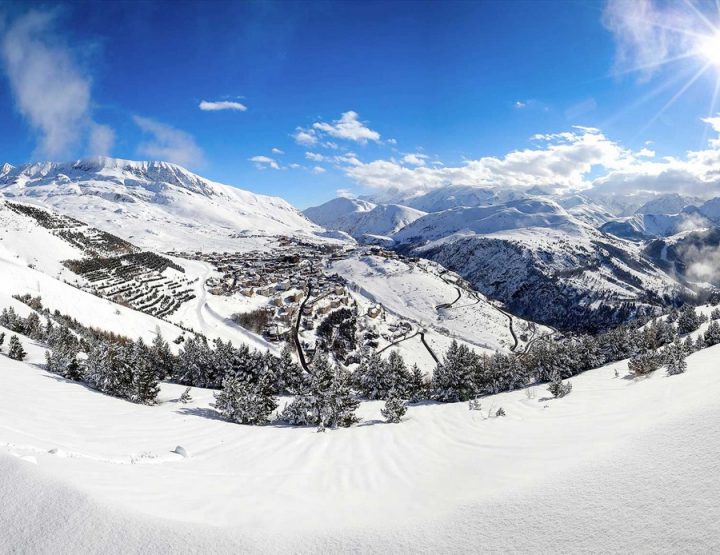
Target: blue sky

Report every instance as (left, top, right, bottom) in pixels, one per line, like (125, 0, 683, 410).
(2, 0, 720, 207)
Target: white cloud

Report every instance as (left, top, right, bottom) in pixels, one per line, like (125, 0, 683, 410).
(305, 152, 325, 162)
(603, 0, 700, 80)
(249, 155, 280, 170)
(387, 138, 397, 145)
(343, 127, 632, 196)
(199, 100, 247, 112)
(293, 127, 318, 146)
(336, 188, 354, 198)
(0, 10, 114, 158)
(311, 166, 326, 174)
(636, 147, 655, 158)
(514, 101, 527, 109)
(271, 147, 284, 155)
(133, 116, 204, 168)
(312, 111, 380, 144)
(402, 153, 427, 166)
(88, 124, 115, 157)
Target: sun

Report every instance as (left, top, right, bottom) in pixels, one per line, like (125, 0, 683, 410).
(698, 33, 720, 67)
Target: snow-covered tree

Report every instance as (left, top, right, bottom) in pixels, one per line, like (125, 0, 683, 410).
(547, 370, 572, 398)
(131, 339, 160, 404)
(431, 340, 478, 402)
(627, 350, 661, 377)
(280, 353, 359, 428)
(0, 332, 5, 351)
(407, 364, 427, 402)
(212, 372, 278, 425)
(381, 395, 407, 423)
(353, 350, 388, 400)
(704, 320, 720, 347)
(677, 306, 704, 335)
(665, 341, 687, 376)
(7, 335, 26, 361)
(150, 329, 175, 379)
(84, 341, 131, 398)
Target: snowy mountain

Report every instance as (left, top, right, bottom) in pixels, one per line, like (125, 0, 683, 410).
(303, 197, 426, 242)
(0, 157, 330, 252)
(600, 211, 714, 240)
(389, 198, 693, 331)
(634, 193, 695, 215)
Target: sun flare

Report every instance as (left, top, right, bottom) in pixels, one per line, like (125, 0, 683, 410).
(698, 33, 720, 67)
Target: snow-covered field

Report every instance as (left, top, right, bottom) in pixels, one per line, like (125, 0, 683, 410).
(2, 325, 719, 552)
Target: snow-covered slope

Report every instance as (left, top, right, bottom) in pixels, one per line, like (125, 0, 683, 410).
(391, 199, 691, 331)
(304, 197, 425, 241)
(600, 211, 714, 240)
(2, 322, 720, 552)
(393, 198, 578, 242)
(0, 157, 331, 252)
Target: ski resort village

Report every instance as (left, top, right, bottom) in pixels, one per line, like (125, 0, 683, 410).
(3, 0, 720, 552)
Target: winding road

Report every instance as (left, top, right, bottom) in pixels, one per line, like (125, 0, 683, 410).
(293, 284, 312, 372)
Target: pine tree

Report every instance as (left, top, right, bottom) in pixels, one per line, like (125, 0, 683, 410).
(212, 372, 278, 425)
(407, 364, 427, 402)
(431, 340, 478, 402)
(0, 331, 5, 352)
(711, 308, 720, 320)
(7, 335, 26, 361)
(677, 306, 703, 335)
(353, 350, 388, 400)
(280, 353, 359, 428)
(381, 395, 407, 423)
(274, 344, 303, 394)
(627, 350, 661, 377)
(132, 339, 160, 404)
(150, 329, 175, 379)
(665, 341, 687, 376)
(547, 370, 572, 398)
(704, 320, 720, 347)
(45, 344, 82, 380)
(84, 341, 131, 398)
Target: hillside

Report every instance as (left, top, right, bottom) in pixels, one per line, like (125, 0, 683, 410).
(304, 197, 425, 241)
(1, 311, 719, 552)
(0, 157, 331, 252)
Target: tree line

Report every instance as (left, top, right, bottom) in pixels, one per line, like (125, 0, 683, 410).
(7, 294, 719, 430)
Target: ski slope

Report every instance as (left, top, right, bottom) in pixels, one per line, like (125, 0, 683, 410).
(2, 326, 719, 552)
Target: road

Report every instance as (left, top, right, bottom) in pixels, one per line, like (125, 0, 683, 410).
(293, 283, 312, 372)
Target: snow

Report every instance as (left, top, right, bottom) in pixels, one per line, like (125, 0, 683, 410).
(331, 253, 541, 353)
(2, 334, 720, 551)
(304, 197, 426, 241)
(0, 157, 337, 253)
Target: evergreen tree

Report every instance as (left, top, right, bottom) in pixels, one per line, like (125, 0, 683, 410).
(381, 395, 407, 423)
(280, 353, 359, 428)
(150, 329, 175, 379)
(132, 339, 160, 404)
(431, 340, 478, 402)
(7, 335, 26, 361)
(711, 308, 720, 320)
(45, 344, 82, 380)
(677, 306, 703, 335)
(212, 372, 278, 425)
(547, 370, 572, 398)
(665, 341, 687, 376)
(175, 336, 214, 387)
(407, 364, 427, 402)
(84, 341, 131, 398)
(0, 331, 5, 351)
(274, 344, 303, 394)
(353, 350, 388, 400)
(628, 350, 661, 377)
(704, 320, 720, 347)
